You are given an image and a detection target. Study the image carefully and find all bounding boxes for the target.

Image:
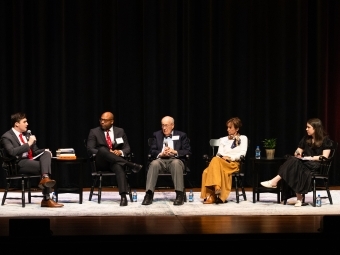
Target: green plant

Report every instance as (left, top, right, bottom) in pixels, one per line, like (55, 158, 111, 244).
(262, 138, 276, 149)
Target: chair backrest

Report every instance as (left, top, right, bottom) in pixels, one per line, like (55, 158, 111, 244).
(83, 139, 98, 173)
(209, 139, 220, 156)
(0, 138, 19, 176)
(317, 140, 338, 176)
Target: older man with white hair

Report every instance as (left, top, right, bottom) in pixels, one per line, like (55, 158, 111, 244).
(142, 116, 191, 206)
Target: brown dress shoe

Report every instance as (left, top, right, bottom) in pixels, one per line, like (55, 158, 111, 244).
(41, 199, 64, 207)
(38, 177, 56, 189)
(203, 194, 216, 204)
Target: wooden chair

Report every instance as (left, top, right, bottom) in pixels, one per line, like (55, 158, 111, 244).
(0, 139, 43, 207)
(84, 139, 133, 203)
(203, 138, 248, 203)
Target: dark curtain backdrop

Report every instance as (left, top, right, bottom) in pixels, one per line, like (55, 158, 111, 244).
(1, 0, 340, 188)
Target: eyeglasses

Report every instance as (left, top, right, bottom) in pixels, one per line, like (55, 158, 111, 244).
(161, 124, 172, 128)
(99, 118, 113, 123)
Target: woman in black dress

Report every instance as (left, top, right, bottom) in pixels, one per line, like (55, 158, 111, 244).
(260, 118, 333, 207)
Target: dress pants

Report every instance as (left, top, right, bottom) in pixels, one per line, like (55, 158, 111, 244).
(146, 158, 184, 192)
(17, 151, 52, 196)
(95, 147, 128, 195)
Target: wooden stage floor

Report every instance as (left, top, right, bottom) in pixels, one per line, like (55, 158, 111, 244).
(0, 188, 339, 248)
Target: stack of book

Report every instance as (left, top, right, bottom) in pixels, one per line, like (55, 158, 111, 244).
(56, 148, 76, 160)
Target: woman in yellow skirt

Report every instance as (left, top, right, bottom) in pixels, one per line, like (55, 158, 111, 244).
(201, 117, 248, 204)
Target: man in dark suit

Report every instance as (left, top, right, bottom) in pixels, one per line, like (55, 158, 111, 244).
(86, 111, 142, 206)
(142, 116, 191, 206)
(1, 112, 63, 207)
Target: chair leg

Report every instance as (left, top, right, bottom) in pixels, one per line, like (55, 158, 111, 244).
(240, 178, 247, 201)
(21, 177, 25, 208)
(89, 176, 98, 201)
(98, 174, 102, 204)
(325, 180, 333, 204)
(183, 187, 187, 202)
(234, 176, 240, 203)
(1, 182, 9, 206)
(27, 178, 32, 203)
(126, 174, 133, 202)
(312, 178, 316, 207)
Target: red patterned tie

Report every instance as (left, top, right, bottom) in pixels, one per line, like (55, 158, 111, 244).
(106, 130, 112, 149)
(19, 133, 33, 159)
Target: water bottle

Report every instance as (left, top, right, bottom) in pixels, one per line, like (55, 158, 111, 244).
(188, 189, 194, 202)
(51, 192, 56, 201)
(132, 190, 137, 202)
(316, 194, 321, 207)
(255, 146, 261, 159)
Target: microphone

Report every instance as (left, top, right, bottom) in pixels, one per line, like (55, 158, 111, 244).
(26, 130, 36, 143)
(26, 130, 32, 140)
(164, 141, 168, 147)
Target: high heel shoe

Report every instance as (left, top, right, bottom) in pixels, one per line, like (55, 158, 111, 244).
(203, 194, 216, 204)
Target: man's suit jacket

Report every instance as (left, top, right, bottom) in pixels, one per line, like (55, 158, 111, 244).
(150, 130, 191, 161)
(1, 129, 44, 160)
(87, 126, 131, 156)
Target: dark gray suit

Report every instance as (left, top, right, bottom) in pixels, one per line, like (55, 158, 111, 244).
(1, 129, 52, 176)
(86, 126, 131, 195)
(1, 128, 53, 197)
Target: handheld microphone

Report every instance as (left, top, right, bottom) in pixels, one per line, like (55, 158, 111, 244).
(26, 130, 36, 143)
(26, 130, 32, 140)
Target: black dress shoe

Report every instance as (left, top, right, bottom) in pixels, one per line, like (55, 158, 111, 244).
(173, 192, 185, 206)
(142, 193, 153, 205)
(120, 196, 128, 206)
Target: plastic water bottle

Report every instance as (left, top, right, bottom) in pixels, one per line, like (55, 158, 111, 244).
(132, 190, 137, 202)
(188, 189, 194, 202)
(51, 192, 56, 201)
(255, 146, 261, 159)
(316, 194, 321, 207)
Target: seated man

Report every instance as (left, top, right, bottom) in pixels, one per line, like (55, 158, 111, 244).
(1, 112, 63, 207)
(142, 116, 191, 206)
(87, 111, 142, 206)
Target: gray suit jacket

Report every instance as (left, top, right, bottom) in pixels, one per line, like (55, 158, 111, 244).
(86, 126, 131, 156)
(1, 129, 44, 160)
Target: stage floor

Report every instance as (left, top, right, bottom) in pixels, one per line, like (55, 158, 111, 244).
(1, 187, 339, 237)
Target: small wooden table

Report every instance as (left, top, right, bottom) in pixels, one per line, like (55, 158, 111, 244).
(51, 157, 86, 204)
(250, 157, 286, 203)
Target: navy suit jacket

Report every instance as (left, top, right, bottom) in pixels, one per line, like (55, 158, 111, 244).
(1, 129, 44, 160)
(86, 126, 131, 156)
(150, 130, 191, 161)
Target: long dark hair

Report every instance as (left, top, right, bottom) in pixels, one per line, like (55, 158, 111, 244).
(306, 118, 327, 147)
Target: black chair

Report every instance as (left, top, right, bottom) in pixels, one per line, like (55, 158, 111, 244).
(283, 140, 338, 207)
(147, 138, 192, 201)
(203, 138, 248, 203)
(0, 139, 43, 207)
(84, 139, 133, 203)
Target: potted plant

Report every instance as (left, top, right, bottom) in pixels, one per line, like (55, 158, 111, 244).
(262, 138, 276, 159)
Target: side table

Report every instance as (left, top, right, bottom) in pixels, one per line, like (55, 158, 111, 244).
(51, 157, 86, 204)
(250, 157, 286, 203)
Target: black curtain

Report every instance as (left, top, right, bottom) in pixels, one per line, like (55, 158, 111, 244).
(1, 0, 340, 188)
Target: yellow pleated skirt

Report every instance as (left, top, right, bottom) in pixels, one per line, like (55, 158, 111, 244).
(200, 156, 240, 202)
